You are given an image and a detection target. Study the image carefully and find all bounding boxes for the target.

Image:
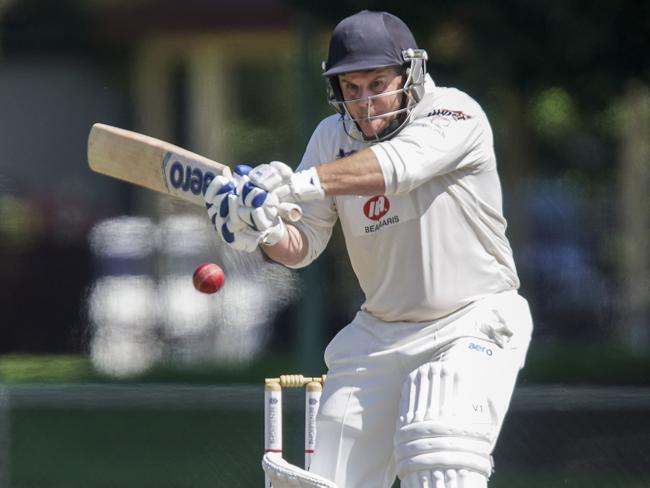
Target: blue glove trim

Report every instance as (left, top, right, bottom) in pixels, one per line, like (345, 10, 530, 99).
(234, 164, 252, 176)
(221, 223, 235, 243)
(219, 197, 229, 218)
(252, 192, 267, 208)
(242, 182, 268, 208)
(217, 181, 236, 195)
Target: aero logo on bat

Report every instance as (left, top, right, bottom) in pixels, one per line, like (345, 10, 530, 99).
(163, 152, 216, 199)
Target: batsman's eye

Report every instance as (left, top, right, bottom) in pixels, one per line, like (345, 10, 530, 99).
(370, 80, 384, 91)
(342, 83, 357, 96)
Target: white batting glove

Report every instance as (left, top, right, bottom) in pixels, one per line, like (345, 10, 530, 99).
(204, 175, 246, 248)
(234, 165, 286, 246)
(204, 171, 285, 252)
(235, 165, 282, 225)
(204, 175, 236, 232)
(234, 164, 305, 222)
(248, 161, 325, 203)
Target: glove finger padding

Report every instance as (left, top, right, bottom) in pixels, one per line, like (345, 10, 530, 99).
(239, 182, 281, 210)
(269, 160, 295, 178)
(226, 195, 248, 232)
(205, 176, 237, 238)
(270, 185, 292, 202)
(204, 175, 236, 205)
(216, 195, 248, 244)
(246, 161, 323, 206)
(207, 191, 233, 225)
(248, 161, 293, 192)
(236, 206, 284, 246)
(238, 206, 279, 232)
(264, 167, 324, 204)
(228, 227, 263, 253)
(240, 181, 269, 208)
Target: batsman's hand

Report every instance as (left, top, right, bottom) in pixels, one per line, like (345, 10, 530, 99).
(204, 173, 284, 252)
(247, 161, 325, 204)
(233, 165, 286, 246)
(234, 164, 304, 222)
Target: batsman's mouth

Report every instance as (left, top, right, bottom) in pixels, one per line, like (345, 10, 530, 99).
(357, 116, 392, 137)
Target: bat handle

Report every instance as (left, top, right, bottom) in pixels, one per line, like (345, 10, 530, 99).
(277, 202, 302, 222)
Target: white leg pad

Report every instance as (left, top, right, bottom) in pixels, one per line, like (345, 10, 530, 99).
(401, 468, 487, 488)
(394, 361, 496, 484)
(262, 454, 339, 488)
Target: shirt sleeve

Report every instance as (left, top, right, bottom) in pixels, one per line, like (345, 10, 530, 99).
(370, 111, 490, 195)
(284, 122, 339, 269)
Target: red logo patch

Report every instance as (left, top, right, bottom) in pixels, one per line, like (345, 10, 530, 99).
(363, 196, 390, 221)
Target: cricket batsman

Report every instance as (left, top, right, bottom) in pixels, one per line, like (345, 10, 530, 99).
(204, 10, 533, 488)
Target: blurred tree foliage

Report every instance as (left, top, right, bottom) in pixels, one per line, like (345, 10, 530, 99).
(290, 0, 649, 172)
(0, 0, 91, 53)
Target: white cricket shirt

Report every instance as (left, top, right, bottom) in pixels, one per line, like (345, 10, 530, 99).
(290, 75, 520, 322)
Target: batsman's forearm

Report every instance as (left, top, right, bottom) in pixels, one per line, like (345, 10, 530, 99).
(317, 148, 386, 196)
(261, 223, 309, 267)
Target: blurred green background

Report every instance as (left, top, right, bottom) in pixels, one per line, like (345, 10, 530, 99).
(0, 0, 649, 486)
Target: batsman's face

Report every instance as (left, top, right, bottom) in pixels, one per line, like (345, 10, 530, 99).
(338, 68, 404, 138)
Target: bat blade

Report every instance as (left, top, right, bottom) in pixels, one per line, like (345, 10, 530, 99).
(87, 123, 231, 206)
(87, 123, 302, 222)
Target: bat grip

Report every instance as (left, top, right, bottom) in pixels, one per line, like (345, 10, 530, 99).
(277, 202, 302, 222)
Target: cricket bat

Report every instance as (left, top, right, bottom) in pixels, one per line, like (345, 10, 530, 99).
(87, 123, 302, 221)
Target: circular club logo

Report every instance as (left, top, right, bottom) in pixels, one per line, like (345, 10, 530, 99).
(363, 195, 390, 221)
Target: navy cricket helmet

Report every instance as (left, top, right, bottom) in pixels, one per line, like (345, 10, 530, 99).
(322, 10, 428, 141)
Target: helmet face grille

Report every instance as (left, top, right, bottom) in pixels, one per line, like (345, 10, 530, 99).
(325, 49, 428, 142)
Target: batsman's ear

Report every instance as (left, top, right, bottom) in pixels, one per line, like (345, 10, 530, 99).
(325, 76, 346, 116)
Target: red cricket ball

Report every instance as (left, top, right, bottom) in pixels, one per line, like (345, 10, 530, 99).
(192, 263, 225, 294)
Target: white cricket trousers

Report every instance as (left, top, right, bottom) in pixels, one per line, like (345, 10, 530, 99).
(310, 290, 533, 487)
